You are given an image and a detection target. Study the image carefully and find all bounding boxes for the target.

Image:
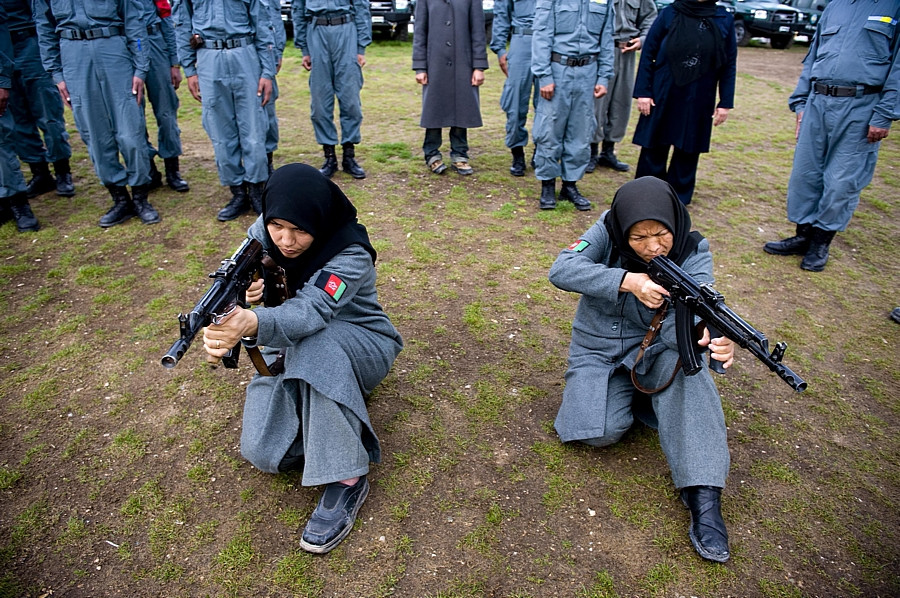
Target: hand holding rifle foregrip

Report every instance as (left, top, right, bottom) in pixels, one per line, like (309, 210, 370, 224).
(646, 255, 807, 392)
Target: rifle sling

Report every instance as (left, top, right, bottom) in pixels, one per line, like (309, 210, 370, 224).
(631, 303, 683, 395)
(244, 345, 285, 377)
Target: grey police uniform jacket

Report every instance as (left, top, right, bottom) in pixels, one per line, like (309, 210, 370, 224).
(548, 211, 716, 443)
(241, 218, 403, 473)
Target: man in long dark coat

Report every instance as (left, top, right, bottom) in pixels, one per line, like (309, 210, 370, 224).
(412, 0, 488, 175)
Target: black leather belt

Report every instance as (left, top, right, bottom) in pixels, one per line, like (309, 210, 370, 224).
(813, 81, 882, 97)
(147, 21, 162, 35)
(208, 36, 252, 49)
(512, 27, 533, 35)
(10, 26, 37, 42)
(551, 51, 597, 67)
(314, 14, 350, 26)
(59, 26, 123, 40)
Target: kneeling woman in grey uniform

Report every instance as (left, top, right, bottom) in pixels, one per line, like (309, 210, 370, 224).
(549, 176, 734, 562)
(203, 163, 403, 554)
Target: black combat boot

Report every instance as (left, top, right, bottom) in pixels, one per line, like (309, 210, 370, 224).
(763, 223, 813, 256)
(25, 161, 56, 198)
(510, 146, 526, 177)
(800, 227, 836, 272)
(217, 184, 250, 221)
(131, 184, 161, 224)
(53, 159, 75, 197)
(341, 143, 366, 179)
(320, 145, 338, 178)
(246, 181, 265, 215)
(539, 178, 557, 210)
(596, 141, 629, 172)
(8, 193, 40, 232)
(585, 142, 599, 174)
(267, 151, 275, 177)
(163, 156, 190, 192)
(100, 185, 136, 228)
(148, 158, 164, 190)
(559, 180, 592, 211)
(681, 486, 730, 563)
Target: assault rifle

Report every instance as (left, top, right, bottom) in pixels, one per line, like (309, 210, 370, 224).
(161, 238, 288, 374)
(647, 255, 807, 392)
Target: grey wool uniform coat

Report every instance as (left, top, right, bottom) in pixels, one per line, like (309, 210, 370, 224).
(412, 0, 488, 128)
(239, 219, 403, 483)
(548, 212, 730, 489)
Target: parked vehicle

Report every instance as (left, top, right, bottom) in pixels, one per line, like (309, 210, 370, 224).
(731, 0, 805, 49)
(280, 0, 414, 40)
(782, 0, 829, 40)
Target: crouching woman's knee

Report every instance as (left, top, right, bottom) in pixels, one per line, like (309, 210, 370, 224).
(578, 416, 633, 448)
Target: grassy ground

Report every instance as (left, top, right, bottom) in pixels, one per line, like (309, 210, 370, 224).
(0, 42, 897, 598)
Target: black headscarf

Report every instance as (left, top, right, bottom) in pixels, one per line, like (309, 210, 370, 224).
(604, 176, 703, 272)
(666, 0, 726, 87)
(262, 163, 376, 293)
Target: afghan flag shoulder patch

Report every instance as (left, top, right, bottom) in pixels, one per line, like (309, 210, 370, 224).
(567, 239, 590, 252)
(315, 271, 347, 302)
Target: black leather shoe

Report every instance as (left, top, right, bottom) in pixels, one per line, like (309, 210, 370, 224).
(800, 228, 835, 272)
(510, 147, 526, 177)
(9, 194, 40, 232)
(764, 223, 812, 256)
(300, 477, 369, 554)
(100, 185, 136, 228)
(131, 185, 161, 224)
(246, 181, 264, 215)
(55, 172, 75, 197)
(539, 179, 556, 210)
(341, 143, 366, 179)
(148, 160, 164, 190)
(26, 163, 56, 198)
(559, 181, 592, 211)
(681, 486, 730, 563)
(164, 157, 190, 192)
(320, 145, 338, 179)
(585, 142, 598, 174)
(218, 185, 250, 221)
(596, 150, 630, 172)
(891, 307, 900, 324)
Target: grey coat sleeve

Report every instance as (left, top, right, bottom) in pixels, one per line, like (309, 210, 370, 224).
(254, 246, 376, 348)
(548, 214, 628, 305)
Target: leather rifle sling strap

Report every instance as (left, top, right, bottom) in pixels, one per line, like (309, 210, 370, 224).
(631, 302, 683, 394)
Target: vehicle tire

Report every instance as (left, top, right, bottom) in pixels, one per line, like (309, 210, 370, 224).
(392, 22, 410, 41)
(734, 20, 750, 47)
(770, 34, 794, 49)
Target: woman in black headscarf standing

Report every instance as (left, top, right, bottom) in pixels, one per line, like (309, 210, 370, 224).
(631, 0, 737, 205)
(203, 163, 403, 555)
(549, 177, 735, 562)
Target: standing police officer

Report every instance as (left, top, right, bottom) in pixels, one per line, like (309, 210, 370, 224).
(491, 0, 538, 177)
(263, 0, 286, 176)
(2, 0, 75, 200)
(140, 0, 190, 192)
(0, 3, 40, 232)
(531, 0, 615, 211)
(764, 0, 900, 272)
(33, 0, 160, 227)
(586, 0, 655, 173)
(172, 0, 275, 220)
(292, 0, 371, 179)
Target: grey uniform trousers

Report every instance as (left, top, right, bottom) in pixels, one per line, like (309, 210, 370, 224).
(591, 47, 636, 144)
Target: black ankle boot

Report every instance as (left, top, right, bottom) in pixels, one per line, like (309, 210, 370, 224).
(246, 181, 264, 215)
(9, 193, 40, 232)
(100, 185, 135, 228)
(131, 184, 161, 224)
(585, 142, 599, 174)
(510, 146, 526, 177)
(148, 159, 163, 190)
(164, 156, 190, 192)
(764, 223, 812, 256)
(217, 185, 250, 221)
(800, 227, 836, 272)
(320, 145, 338, 178)
(681, 486, 730, 563)
(26, 162, 55, 198)
(53, 159, 76, 197)
(341, 143, 366, 179)
(596, 141, 629, 172)
(559, 181, 592, 211)
(539, 178, 556, 210)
